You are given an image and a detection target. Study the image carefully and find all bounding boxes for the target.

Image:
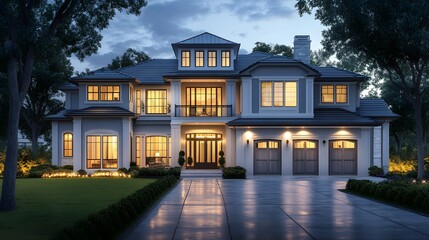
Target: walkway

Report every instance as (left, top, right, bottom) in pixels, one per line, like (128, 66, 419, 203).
(121, 177, 429, 240)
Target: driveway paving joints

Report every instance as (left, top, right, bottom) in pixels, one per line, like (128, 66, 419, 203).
(120, 177, 429, 240)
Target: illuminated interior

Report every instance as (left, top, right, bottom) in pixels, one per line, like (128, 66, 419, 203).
(256, 141, 279, 149)
(208, 51, 217, 67)
(221, 50, 230, 67)
(146, 90, 167, 114)
(146, 136, 167, 165)
(181, 51, 190, 67)
(261, 81, 297, 107)
(87, 86, 99, 101)
(186, 87, 222, 116)
(332, 140, 355, 149)
(86, 135, 118, 169)
(195, 51, 204, 67)
(294, 140, 316, 148)
(100, 86, 120, 101)
(63, 133, 73, 157)
(136, 90, 141, 114)
(336, 85, 348, 103)
(135, 136, 141, 165)
(321, 85, 334, 103)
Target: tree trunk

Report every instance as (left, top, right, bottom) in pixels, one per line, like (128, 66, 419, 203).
(414, 96, 425, 179)
(0, 59, 20, 211)
(31, 132, 38, 156)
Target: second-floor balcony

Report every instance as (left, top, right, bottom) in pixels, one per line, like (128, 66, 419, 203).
(175, 105, 232, 117)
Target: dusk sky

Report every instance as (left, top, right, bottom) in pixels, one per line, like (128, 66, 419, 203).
(70, 0, 326, 73)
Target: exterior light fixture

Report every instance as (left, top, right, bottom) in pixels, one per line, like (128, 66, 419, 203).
(286, 140, 289, 146)
(247, 139, 250, 145)
(284, 131, 292, 147)
(323, 140, 326, 145)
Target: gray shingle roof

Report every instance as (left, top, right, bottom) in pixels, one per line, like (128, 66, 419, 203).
(312, 66, 366, 80)
(64, 107, 135, 117)
(58, 82, 78, 91)
(227, 108, 380, 127)
(119, 59, 177, 84)
(45, 110, 72, 120)
(72, 69, 134, 81)
(357, 98, 400, 119)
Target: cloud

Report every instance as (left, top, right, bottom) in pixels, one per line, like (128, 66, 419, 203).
(220, 0, 295, 21)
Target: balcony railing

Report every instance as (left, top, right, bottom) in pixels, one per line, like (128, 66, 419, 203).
(175, 105, 232, 117)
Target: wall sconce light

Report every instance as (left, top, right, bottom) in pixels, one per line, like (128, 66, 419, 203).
(247, 139, 250, 145)
(286, 140, 289, 146)
(323, 140, 326, 145)
(284, 131, 292, 147)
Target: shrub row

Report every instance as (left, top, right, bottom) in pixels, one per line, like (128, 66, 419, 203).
(137, 167, 181, 178)
(28, 164, 73, 178)
(222, 166, 246, 179)
(346, 179, 429, 210)
(51, 176, 178, 240)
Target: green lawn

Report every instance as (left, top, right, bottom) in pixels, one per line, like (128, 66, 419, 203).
(0, 178, 156, 240)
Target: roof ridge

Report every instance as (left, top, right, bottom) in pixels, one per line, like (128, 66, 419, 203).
(174, 32, 238, 44)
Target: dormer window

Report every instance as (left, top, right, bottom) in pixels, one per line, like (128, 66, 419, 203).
(195, 51, 204, 67)
(322, 84, 348, 104)
(221, 50, 230, 67)
(87, 85, 120, 101)
(208, 51, 217, 67)
(181, 51, 190, 67)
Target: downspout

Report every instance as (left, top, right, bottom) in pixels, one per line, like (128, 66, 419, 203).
(370, 126, 374, 166)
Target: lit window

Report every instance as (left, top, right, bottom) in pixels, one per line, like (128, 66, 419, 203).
(321, 85, 334, 103)
(261, 81, 297, 107)
(336, 85, 348, 103)
(87, 86, 99, 101)
(322, 84, 348, 103)
(146, 90, 167, 114)
(146, 136, 167, 166)
(63, 133, 73, 157)
(208, 51, 217, 67)
(285, 82, 297, 107)
(136, 90, 141, 114)
(261, 82, 272, 107)
(86, 135, 118, 169)
(181, 51, 190, 67)
(273, 82, 283, 107)
(100, 85, 120, 101)
(221, 51, 230, 67)
(195, 51, 204, 67)
(136, 136, 141, 166)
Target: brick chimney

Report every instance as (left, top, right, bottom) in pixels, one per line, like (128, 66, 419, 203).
(293, 35, 311, 64)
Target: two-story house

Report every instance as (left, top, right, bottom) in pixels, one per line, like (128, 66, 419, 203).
(48, 32, 398, 176)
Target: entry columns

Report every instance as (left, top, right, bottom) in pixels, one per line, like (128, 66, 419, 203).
(171, 123, 181, 167)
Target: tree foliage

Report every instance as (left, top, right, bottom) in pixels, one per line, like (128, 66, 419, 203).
(252, 42, 293, 57)
(0, 0, 147, 211)
(296, 0, 429, 178)
(107, 48, 150, 70)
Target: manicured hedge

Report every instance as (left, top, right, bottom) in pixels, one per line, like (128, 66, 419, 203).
(346, 179, 429, 211)
(222, 166, 246, 179)
(137, 167, 181, 178)
(51, 176, 178, 240)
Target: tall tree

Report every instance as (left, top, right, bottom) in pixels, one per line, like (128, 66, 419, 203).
(107, 48, 150, 70)
(0, 0, 147, 211)
(252, 42, 293, 57)
(19, 49, 72, 154)
(296, 0, 429, 178)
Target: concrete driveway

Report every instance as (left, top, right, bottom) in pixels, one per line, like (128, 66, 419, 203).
(121, 177, 429, 240)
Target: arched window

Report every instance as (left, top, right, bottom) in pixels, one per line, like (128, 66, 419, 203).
(63, 133, 73, 157)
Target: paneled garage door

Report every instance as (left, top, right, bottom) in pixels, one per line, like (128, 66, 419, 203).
(293, 140, 318, 175)
(329, 140, 357, 175)
(254, 140, 281, 175)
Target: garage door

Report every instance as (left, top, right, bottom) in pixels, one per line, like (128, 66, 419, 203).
(293, 140, 318, 175)
(329, 140, 357, 175)
(254, 140, 281, 175)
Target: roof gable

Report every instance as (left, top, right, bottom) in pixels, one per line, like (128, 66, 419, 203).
(175, 32, 238, 45)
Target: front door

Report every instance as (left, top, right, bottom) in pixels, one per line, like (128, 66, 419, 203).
(186, 133, 222, 169)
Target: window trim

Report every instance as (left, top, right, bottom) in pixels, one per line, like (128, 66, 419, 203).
(146, 89, 167, 114)
(181, 50, 191, 67)
(87, 85, 99, 101)
(221, 50, 231, 67)
(63, 132, 73, 157)
(87, 85, 121, 102)
(260, 80, 298, 108)
(195, 50, 204, 67)
(145, 135, 168, 166)
(136, 90, 141, 114)
(208, 50, 217, 67)
(321, 84, 349, 104)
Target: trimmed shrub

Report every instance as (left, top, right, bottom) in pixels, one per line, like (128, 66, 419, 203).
(222, 166, 246, 179)
(28, 164, 59, 178)
(77, 169, 87, 176)
(137, 167, 181, 179)
(117, 168, 128, 173)
(346, 179, 429, 211)
(178, 150, 185, 166)
(218, 150, 225, 167)
(51, 176, 178, 240)
(368, 166, 384, 177)
(62, 165, 74, 170)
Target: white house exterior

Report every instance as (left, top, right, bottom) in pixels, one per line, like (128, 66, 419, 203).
(47, 33, 398, 176)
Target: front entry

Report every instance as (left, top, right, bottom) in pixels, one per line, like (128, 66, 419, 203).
(254, 140, 281, 175)
(186, 133, 222, 169)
